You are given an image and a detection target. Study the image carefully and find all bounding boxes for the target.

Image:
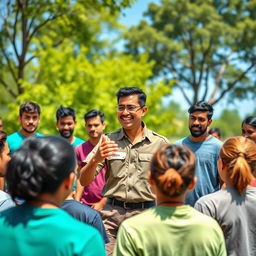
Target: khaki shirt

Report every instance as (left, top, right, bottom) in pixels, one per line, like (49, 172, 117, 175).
(86, 124, 169, 202)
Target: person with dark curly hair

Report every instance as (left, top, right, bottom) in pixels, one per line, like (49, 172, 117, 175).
(0, 136, 105, 256)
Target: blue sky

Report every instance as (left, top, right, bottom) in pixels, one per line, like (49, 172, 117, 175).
(118, 0, 254, 118)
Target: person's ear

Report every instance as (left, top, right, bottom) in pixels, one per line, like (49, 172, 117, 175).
(63, 172, 76, 191)
(141, 106, 148, 117)
(188, 176, 197, 191)
(208, 119, 212, 127)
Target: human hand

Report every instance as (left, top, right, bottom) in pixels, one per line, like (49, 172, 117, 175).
(94, 135, 118, 163)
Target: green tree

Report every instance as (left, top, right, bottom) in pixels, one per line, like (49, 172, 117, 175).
(0, 0, 132, 100)
(4, 43, 174, 139)
(124, 0, 256, 105)
(213, 109, 242, 139)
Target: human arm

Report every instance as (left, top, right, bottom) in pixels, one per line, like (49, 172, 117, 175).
(79, 135, 118, 186)
(91, 197, 107, 211)
(74, 175, 84, 201)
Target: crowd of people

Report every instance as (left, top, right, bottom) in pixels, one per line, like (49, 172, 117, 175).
(0, 86, 255, 256)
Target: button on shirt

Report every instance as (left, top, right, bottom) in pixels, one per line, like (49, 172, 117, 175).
(86, 124, 169, 203)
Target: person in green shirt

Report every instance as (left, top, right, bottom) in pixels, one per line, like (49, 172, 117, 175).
(114, 144, 226, 256)
(7, 101, 44, 154)
(0, 136, 106, 256)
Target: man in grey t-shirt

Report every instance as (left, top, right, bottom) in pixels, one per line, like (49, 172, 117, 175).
(175, 101, 222, 206)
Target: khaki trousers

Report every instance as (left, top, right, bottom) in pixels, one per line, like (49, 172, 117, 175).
(101, 203, 145, 256)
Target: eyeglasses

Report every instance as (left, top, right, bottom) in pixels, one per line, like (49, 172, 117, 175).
(117, 104, 144, 112)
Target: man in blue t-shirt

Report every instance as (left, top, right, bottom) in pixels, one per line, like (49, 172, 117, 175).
(7, 101, 43, 154)
(175, 101, 222, 206)
(55, 106, 84, 147)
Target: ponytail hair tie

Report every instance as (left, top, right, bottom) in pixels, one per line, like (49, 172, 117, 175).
(238, 152, 245, 158)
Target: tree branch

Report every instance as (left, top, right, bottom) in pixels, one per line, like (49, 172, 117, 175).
(202, 65, 210, 101)
(0, 45, 18, 83)
(211, 61, 256, 105)
(209, 52, 232, 102)
(0, 78, 17, 98)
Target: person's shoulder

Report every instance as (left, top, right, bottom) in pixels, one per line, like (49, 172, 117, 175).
(62, 200, 98, 218)
(194, 189, 225, 212)
(35, 132, 44, 137)
(148, 129, 169, 143)
(208, 136, 222, 146)
(121, 207, 155, 229)
(174, 136, 188, 145)
(107, 129, 122, 140)
(73, 136, 85, 146)
(57, 207, 99, 232)
(189, 206, 220, 227)
(7, 131, 20, 140)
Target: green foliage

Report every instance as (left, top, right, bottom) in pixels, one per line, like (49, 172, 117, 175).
(213, 109, 242, 139)
(3, 43, 173, 140)
(0, 0, 133, 100)
(124, 0, 256, 105)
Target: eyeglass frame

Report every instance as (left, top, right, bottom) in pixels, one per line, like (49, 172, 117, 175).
(116, 104, 145, 112)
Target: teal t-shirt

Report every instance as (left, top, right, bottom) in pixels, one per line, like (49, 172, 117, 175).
(72, 136, 85, 147)
(71, 136, 84, 190)
(0, 204, 106, 256)
(7, 131, 44, 154)
(114, 205, 226, 256)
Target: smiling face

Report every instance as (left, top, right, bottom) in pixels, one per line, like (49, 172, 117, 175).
(19, 112, 40, 135)
(189, 111, 212, 138)
(56, 116, 76, 139)
(117, 94, 147, 131)
(242, 123, 256, 143)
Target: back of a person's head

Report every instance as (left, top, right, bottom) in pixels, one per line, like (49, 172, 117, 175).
(19, 101, 41, 116)
(151, 144, 195, 198)
(56, 105, 76, 121)
(116, 87, 146, 107)
(242, 116, 256, 128)
(188, 101, 213, 120)
(0, 131, 7, 156)
(220, 136, 256, 195)
(6, 136, 76, 200)
(209, 127, 222, 139)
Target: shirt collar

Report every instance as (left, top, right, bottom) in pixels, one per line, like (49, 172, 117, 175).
(116, 122, 152, 143)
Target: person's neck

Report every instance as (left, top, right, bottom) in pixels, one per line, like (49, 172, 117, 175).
(89, 137, 101, 146)
(189, 133, 212, 142)
(27, 195, 61, 209)
(20, 129, 35, 137)
(65, 136, 75, 144)
(156, 192, 185, 207)
(124, 125, 144, 144)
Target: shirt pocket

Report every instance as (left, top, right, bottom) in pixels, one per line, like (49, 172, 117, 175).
(138, 153, 153, 179)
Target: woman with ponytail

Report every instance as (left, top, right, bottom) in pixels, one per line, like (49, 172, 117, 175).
(0, 136, 105, 256)
(195, 136, 256, 256)
(114, 144, 226, 256)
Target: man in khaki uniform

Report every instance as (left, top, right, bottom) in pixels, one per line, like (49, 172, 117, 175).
(79, 87, 169, 255)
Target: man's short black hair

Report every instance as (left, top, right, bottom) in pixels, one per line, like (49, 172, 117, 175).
(19, 102, 41, 116)
(84, 110, 104, 123)
(56, 106, 76, 122)
(116, 87, 146, 107)
(188, 101, 214, 120)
